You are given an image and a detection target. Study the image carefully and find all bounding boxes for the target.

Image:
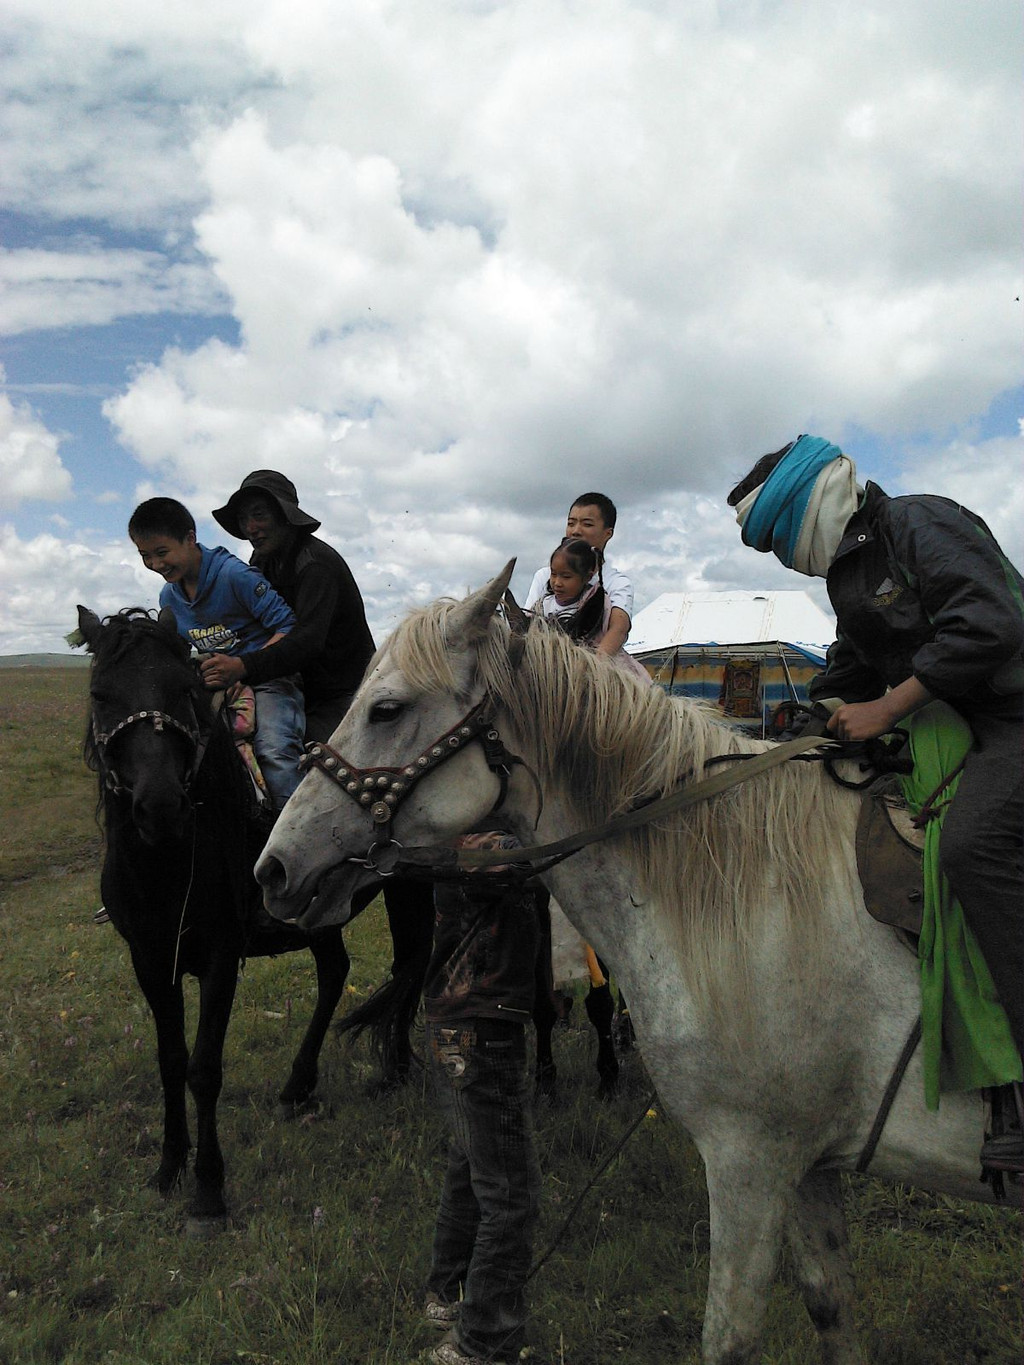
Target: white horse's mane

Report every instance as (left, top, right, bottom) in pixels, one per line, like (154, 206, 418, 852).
(387, 600, 862, 1025)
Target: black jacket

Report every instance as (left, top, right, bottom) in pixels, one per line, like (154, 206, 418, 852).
(240, 532, 376, 704)
(808, 482, 1024, 721)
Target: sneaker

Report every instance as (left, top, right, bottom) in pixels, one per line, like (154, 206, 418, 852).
(424, 1294, 460, 1329)
(980, 1131, 1024, 1172)
(93, 907, 111, 925)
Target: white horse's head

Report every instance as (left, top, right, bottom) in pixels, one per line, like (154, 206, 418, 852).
(257, 561, 518, 928)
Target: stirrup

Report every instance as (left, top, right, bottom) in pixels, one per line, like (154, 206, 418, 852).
(980, 1078, 1024, 1192)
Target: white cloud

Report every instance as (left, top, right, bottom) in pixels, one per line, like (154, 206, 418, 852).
(1, 0, 1021, 657)
(0, 526, 157, 654)
(897, 429, 1024, 571)
(1, 3, 264, 229)
(91, 1, 1017, 515)
(0, 247, 226, 335)
(0, 386, 74, 511)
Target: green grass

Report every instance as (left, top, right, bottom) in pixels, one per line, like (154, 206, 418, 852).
(0, 668, 1020, 1363)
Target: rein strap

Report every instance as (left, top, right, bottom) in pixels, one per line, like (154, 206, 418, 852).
(395, 731, 839, 874)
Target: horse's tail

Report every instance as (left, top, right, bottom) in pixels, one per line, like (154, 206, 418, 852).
(335, 959, 425, 1087)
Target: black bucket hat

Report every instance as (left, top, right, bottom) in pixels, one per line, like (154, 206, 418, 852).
(213, 470, 321, 538)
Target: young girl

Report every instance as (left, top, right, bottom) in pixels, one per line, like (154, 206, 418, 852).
(535, 538, 650, 682)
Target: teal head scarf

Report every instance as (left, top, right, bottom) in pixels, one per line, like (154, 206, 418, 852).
(739, 435, 844, 567)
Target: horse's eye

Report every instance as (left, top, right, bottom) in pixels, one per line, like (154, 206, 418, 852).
(369, 700, 404, 724)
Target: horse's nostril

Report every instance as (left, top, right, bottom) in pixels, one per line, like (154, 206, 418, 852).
(257, 854, 287, 894)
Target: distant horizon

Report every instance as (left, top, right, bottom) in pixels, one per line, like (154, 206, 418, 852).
(0, 654, 91, 668)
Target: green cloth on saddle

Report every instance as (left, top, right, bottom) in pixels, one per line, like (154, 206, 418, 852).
(899, 702, 1022, 1110)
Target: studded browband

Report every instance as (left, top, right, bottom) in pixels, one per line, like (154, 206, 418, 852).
(299, 697, 518, 834)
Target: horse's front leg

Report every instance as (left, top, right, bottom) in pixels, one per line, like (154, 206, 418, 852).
(278, 929, 350, 1113)
(785, 1167, 864, 1365)
(701, 1143, 791, 1364)
(186, 954, 239, 1235)
(129, 949, 190, 1194)
(531, 889, 558, 1099)
(532, 988, 558, 1099)
(378, 875, 435, 1089)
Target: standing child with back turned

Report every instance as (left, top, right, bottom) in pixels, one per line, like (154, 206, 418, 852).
(422, 830, 542, 1365)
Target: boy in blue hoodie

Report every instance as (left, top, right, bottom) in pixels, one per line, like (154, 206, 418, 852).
(129, 497, 305, 812)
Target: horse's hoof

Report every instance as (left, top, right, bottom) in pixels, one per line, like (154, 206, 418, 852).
(278, 1095, 321, 1121)
(150, 1166, 185, 1196)
(366, 1071, 408, 1099)
(185, 1212, 228, 1240)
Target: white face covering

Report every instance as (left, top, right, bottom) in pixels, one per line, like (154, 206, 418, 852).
(789, 457, 862, 577)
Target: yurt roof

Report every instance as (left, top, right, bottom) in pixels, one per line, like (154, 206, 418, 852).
(626, 589, 834, 662)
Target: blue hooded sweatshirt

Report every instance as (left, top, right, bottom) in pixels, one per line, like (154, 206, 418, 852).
(159, 544, 295, 656)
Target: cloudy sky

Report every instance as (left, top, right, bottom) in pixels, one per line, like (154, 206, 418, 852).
(2, 0, 1020, 657)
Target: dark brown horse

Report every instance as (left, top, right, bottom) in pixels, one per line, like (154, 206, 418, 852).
(77, 605, 429, 1234)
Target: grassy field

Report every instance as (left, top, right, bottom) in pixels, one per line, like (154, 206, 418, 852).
(0, 666, 1020, 1364)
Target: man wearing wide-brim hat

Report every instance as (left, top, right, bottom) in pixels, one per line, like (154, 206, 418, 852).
(210, 470, 435, 1093)
(206, 469, 375, 742)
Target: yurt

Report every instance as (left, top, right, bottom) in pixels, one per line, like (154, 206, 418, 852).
(626, 589, 835, 734)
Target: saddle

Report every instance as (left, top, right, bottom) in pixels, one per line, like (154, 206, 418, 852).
(855, 774, 925, 938)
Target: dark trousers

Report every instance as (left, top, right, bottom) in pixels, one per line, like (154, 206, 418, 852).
(939, 711, 1024, 1055)
(426, 1018, 541, 1362)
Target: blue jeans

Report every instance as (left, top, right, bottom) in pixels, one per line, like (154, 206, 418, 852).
(426, 1019, 540, 1362)
(252, 678, 305, 811)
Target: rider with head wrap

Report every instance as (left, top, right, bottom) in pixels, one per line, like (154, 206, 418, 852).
(729, 437, 1024, 1165)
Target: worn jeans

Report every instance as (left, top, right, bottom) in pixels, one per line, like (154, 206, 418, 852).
(426, 1018, 541, 1362)
(252, 677, 305, 811)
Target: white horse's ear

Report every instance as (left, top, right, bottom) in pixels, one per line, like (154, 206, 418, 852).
(446, 559, 517, 646)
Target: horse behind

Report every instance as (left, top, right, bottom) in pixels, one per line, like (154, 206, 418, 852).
(78, 605, 355, 1236)
(257, 563, 1020, 1364)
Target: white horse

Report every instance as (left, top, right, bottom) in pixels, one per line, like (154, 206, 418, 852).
(257, 563, 1017, 1365)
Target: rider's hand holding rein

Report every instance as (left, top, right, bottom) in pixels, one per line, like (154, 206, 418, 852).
(827, 677, 934, 743)
(199, 628, 289, 693)
(199, 652, 246, 692)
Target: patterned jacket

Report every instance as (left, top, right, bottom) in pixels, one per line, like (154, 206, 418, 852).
(425, 837, 539, 1026)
